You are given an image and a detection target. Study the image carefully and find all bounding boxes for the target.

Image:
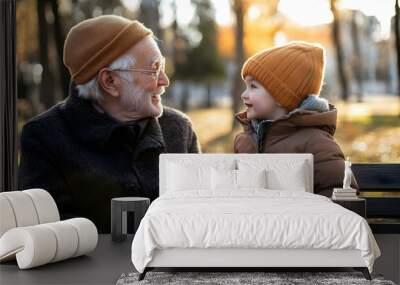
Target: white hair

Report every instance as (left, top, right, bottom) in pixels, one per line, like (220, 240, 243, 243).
(76, 52, 136, 102)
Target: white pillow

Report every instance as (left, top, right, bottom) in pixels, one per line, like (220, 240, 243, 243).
(266, 167, 307, 191)
(238, 159, 308, 192)
(211, 168, 236, 190)
(211, 168, 268, 191)
(236, 169, 267, 189)
(166, 160, 236, 192)
(168, 163, 210, 191)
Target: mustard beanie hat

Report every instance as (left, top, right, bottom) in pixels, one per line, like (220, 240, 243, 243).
(241, 41, 325, 111)
(63, 15, 153, 85)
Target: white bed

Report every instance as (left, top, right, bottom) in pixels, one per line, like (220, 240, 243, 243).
(131, 154, 380, 280)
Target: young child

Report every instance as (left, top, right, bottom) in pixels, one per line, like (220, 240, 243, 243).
(234, 41, 358, 196)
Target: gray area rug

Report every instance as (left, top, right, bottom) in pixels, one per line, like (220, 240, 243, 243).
(116, 271, 396, 285)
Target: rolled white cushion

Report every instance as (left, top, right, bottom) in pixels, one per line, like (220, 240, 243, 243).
(0, 189, 60, 239)
(0, 196, 17, 237)
(42, 221, 79, 262)
(64, 218, 98, 257)
(0, 226, 57, 269)
(0, 218, 98, 269)
(0, 191, 39, 227)
(23, 189, 60, 224)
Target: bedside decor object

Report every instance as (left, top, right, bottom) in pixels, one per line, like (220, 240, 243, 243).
(332, 188, 357, 200)
(111, 197, 150, 242)
(343, 157, 355, 190)
(0, 189, 98, 269)
(332, 158, 358, 200)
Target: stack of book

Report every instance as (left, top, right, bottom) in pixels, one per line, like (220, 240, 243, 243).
(332, 188, 357, 200)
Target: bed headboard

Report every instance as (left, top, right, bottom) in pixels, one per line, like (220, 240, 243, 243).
(159, 153, 314, 195)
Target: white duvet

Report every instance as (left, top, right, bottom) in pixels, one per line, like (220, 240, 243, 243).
(131, 190, 380, 273)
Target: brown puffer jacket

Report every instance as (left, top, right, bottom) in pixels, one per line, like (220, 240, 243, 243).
(234, 104, 358, 196)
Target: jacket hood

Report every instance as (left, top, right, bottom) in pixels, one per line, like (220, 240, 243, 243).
(235, 98, 338, 136)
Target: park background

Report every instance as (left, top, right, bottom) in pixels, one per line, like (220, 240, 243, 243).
(16, 0, 400, 162)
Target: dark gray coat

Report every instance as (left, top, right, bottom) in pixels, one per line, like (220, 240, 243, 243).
(18, 94, 200, 233)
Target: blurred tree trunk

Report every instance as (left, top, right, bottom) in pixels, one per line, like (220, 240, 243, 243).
(384, 44, 391, 94)
(190, 0, 225, 106)
(205, 83, 212, 108)
(139, 0, 164, 53)
(330, 0, 349, 101)
(170, 0, 189, 111)
(395, 0, 400, 116)
(37, 0, 55, 109)
(171, 0, 178, 71)
(231, 0, 245, 130)
(50, 0, 69, 98)
(351, 11, 363, 102)
(180, 83, 190, 112)
(170, 0, 181, 108)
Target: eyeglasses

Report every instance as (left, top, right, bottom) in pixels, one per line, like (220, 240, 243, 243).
(109, 57, 165, 82)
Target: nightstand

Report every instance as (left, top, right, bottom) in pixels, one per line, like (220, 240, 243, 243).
(331, 197, 366, 218)
(111, 197, 150, 242)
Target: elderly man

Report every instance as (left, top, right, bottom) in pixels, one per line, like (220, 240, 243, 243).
(18, 15, 200, 233)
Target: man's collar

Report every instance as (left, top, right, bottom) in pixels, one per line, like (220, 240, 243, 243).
(62, 95, 165, 149)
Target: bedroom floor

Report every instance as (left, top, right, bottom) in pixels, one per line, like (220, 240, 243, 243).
(1, 234, 398, 285)
(0, 235, 134, 285)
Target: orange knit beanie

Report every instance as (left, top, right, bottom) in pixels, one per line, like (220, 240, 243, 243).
(63, 15, 153, 85)
(241, 41, 325, 111)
